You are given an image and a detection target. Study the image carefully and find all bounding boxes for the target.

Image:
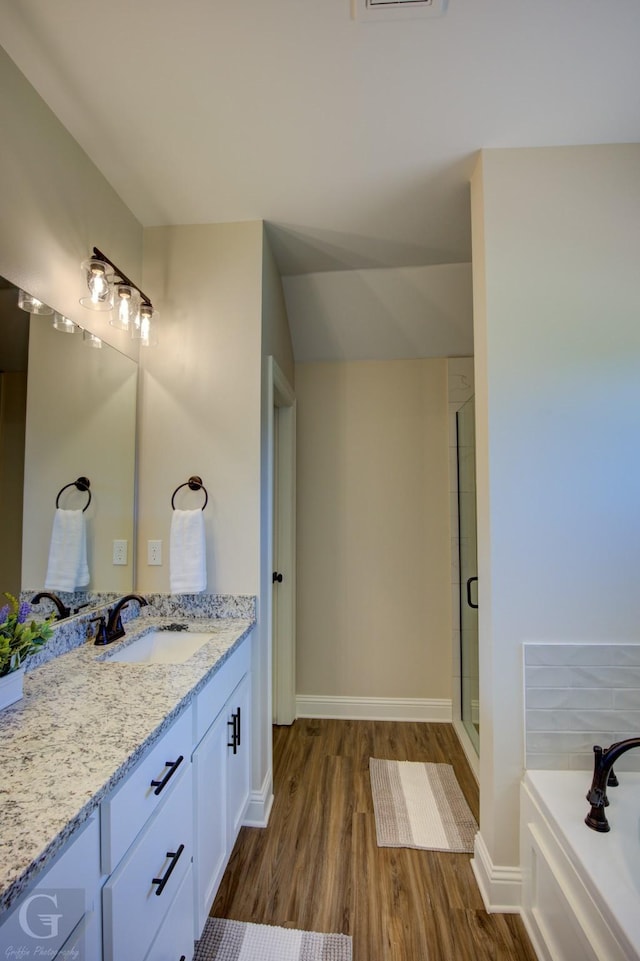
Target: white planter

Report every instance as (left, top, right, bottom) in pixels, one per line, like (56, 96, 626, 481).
(0, 668, 24, 710)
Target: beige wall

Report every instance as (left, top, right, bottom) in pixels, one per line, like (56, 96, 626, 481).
(22, 318, 137, 594)
(296, 358, 451, 701)
(138, 222, 264, 595)
(139, 222, 290, 807)
(261, 226, 295, 386)
(0, 47, 143, 599)
(284, 263, 473, 363)
(0, 46, 142, 362)
(472, 144, 640, 873)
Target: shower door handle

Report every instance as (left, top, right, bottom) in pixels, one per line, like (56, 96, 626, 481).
(466, 577, 478, 609)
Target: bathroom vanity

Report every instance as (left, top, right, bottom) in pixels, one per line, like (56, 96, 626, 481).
(0, 611, 254, 960)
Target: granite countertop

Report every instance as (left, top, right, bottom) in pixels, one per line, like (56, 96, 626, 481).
(0, 613, 254, 917)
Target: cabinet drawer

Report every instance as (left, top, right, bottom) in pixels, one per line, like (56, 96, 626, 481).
(194, 638, 251, 747)
(102, 706, 192, 873)
(103, 763, 193, 961)
(0, 814, 101, 958)
(144, 864, 194, 961)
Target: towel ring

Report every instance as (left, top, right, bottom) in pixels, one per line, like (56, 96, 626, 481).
(56, 476, 92, 512)
(171, 475, 208, 511)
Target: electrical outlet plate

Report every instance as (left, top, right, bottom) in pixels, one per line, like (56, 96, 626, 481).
(112, 539, 128, 565)
(148, 540, 162, 565)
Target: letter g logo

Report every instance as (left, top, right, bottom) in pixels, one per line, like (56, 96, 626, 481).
(18, 892, 63, 939)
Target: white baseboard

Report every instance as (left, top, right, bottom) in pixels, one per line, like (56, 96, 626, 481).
(452, 718, 479, 782)
(471, 831, 522, 914)
(295, 695, 452, 722)
(243, 769, 274, 828)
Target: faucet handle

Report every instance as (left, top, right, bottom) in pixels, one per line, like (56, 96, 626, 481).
(91, 616, 108, 646)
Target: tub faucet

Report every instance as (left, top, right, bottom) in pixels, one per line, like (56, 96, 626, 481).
(585, 737, 640, 832)
(31, 591, 71, 621)
(97, 593, 149, 645)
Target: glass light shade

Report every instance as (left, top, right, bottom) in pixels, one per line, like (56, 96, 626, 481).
(52, 312, 76, 333)
(82, 329, 103, 348)
(80, 258, 113, 310)
(17, 289, 53, 315)
(131, 303, 159, 347)
(110, 284, 141, 331)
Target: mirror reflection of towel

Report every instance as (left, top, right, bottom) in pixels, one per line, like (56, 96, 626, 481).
(44, 509, 90, 592)
(170, 509, 207, 593)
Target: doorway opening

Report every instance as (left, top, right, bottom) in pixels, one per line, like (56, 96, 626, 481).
(268, 358, 296, 726)
(456, 395, 479, 755)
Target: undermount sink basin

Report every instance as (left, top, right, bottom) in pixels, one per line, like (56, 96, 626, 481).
(105, 630, 216, 665)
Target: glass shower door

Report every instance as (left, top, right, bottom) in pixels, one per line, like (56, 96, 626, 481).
(457, 397, 479, 754)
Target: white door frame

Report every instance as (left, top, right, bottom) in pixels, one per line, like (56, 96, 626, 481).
(267, 357, 296, 725)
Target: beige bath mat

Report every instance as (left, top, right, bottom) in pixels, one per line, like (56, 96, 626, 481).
(194, 918, 352, 961)
(369, 758, 477, 852)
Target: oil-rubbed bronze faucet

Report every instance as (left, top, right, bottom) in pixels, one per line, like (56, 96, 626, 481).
(31, 591, 71, 621)
(93, 593, 149, 645)
(585, 737, 640, 831)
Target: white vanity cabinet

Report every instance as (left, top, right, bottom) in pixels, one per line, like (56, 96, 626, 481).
(225, 671, 251, 848)
(192, 636, 252, 937)
(102, 706, 195, 961)
(0, 813, 103, 960)
(0, 629, 254, 961)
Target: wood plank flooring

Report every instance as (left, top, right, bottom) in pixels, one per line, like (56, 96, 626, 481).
(212, 719, 537, 961)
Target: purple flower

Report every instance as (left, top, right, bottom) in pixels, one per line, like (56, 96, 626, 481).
(17, 602, 30, 624)
(0, 604, 9, 625)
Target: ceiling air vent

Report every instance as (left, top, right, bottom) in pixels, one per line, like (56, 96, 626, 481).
(351, 0, 446, 21)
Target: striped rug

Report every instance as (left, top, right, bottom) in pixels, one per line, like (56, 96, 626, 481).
(194, 918, 352, 961)
(369, 758, 477, 852)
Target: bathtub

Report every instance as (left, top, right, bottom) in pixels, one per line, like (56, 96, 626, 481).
(521, 770, 640, 961)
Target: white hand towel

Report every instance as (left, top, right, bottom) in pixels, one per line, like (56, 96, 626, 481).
(44, 509, 90, 592)
(170, 509, 207, 593)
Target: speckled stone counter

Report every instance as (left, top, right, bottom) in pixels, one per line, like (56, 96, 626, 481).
(0, 608, 255, 917)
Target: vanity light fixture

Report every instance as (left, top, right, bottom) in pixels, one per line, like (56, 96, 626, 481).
(81, 247, 158, 346)
(82, 329, 103, 348)
(110, 283, 140, 332)
(80, 257, 114, 310)
(131, 302, 159, 347)
(52, 312, 76, 333)
(17, 289, 53, 316)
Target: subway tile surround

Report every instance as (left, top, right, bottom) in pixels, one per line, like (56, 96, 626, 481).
(524, 643, 640, 771)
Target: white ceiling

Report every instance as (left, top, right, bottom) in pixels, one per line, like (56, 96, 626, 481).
(1, 0, 638, 280)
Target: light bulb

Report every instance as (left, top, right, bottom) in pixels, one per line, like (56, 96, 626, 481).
(80, 258, 113, 310)
(111, 284, 140, 331)
(132, 303, 158, 347)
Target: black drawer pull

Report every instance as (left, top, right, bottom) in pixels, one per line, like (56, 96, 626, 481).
(227, 715, 238, 754)
(150, 755, 184, 796)
(152, 843, 185, 896)
(227, 708, 241, 754)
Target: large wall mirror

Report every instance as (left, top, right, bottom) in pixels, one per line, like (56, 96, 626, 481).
(0, 273, 137, 614)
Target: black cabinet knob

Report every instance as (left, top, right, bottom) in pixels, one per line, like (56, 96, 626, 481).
(272, 571, 283, 583)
